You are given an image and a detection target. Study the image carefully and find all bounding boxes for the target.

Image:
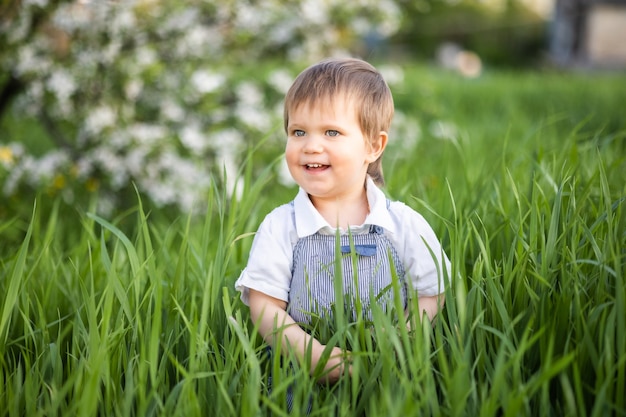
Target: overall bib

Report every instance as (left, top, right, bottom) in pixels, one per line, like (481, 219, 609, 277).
(288, 224, 408, 329)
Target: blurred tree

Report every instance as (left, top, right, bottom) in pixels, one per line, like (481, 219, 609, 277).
(392, 0, 548, 66)
(0, 0, 552, 218)
(0, 0, 401, 214)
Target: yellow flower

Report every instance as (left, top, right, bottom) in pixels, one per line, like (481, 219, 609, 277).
(0, 146, 14, 165)
(85, 178, 99, 192)
(53, 174, 66, 189)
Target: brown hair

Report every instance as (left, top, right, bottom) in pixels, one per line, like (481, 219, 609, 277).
(283, 58, 394, 186)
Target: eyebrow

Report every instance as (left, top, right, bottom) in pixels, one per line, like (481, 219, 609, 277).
(288, 122, 345, 131)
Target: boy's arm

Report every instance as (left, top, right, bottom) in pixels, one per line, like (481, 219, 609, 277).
(418, 294, 445, 322)
(405, 294, 445, 328)
(248, 289, 349, 383)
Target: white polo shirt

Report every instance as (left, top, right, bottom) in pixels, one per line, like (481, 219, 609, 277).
(235, 177, 451, 305)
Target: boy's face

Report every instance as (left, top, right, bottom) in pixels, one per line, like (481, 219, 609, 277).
(285, 95, 384, 205)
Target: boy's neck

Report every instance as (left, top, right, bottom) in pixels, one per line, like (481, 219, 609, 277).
(309, 190, 370, 229)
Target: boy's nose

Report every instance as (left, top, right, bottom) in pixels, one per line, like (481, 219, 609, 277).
(302, 135, 323, 153)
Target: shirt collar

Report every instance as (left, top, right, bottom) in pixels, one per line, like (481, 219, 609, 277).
(293, 176, 396, 238)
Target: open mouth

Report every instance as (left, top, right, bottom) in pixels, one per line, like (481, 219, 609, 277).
(305, 163, 329, 170)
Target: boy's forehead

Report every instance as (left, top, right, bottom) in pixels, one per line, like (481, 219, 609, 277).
(290, 92, 356, 113)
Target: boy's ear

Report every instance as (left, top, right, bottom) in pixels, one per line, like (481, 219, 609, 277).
(367, 131, 388, 162)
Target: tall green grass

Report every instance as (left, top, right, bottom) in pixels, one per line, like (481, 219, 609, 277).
(1, 67, 625, 416)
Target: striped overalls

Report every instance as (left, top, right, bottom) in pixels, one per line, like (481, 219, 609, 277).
(288, 222, 408, 328)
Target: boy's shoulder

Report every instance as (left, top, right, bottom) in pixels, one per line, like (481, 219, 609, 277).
(387, 199, 415, 215)
(260, 200, 296, 226)
(257, 200, 299, 247)
(386, 199, 432, 228)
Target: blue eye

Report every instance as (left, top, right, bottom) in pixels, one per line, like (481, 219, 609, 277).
(293, 130, 305, 137)
(326, 130, 339, 137)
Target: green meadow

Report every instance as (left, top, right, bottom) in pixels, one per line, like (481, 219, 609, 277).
(1, 65, 625, 416)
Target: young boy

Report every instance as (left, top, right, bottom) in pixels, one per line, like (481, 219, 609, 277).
(235, 57, 451, 383)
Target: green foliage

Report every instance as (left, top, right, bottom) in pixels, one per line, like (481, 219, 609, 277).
(0, 0, 404, 214)
(1, 66, 625, 416)
(392, 0, 547, 66)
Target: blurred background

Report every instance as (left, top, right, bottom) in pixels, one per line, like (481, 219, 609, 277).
(1, 0, 625, 217)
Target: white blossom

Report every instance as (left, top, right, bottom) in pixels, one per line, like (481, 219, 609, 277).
(2, 0, 404, 211)
(160, 99, 185, 122)
(160, 7, 200, 34)
(191, 70, 225, 95)
(143, 181, 177, 207)
(52, 3, 93, 32)
(3, 161, 27, 195)
(76, 49, 101, 69)
(9, 142, 26, 158)
(268, 21, 297, 45)
(108, 130, 131, 150)
(74, 156, 94, 179)
(235, 4, 271, 32)
(213, 129, 243, 150)
(6, 9, 32, 44)
(236, 104, 272, 131)
(16, 45, 51, 76)
(125, 79, 144, 101)
(47, 70, 76, 101)
(268, 69, 294, 94)
(90, 148, 128, 188)
(127, 123, 168, 144)
(96, 193, 117, 218)
(125, 148, 149, 177)
(85, 106, 117, 134)
(23, 150, 70, 186)
(110, 7, 136, 34)
(371, 0, 401, 36)
(180, 123, 208, 152)
(135, 47, 158, 68)
(179, 26, 222, 57)
(236, 82, 264, 107)
(102, 40, 123, 64)
(301, 0, 328, 25)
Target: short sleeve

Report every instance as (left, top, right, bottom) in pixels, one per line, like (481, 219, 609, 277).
(392, 202, 451, 296)
(234, 205, 295, 305)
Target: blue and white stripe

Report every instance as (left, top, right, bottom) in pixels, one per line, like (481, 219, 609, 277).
(288, 225, 407, 327)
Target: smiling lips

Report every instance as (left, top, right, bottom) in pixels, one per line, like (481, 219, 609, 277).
(305, 163, 328, 170)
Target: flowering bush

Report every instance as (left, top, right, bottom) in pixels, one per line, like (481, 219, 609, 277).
(0, 0, 414, 215)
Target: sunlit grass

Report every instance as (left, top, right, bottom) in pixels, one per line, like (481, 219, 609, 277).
(1, 66, 625, 416)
